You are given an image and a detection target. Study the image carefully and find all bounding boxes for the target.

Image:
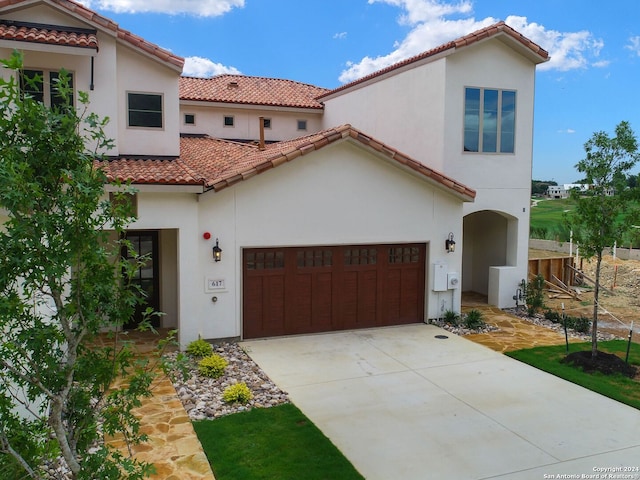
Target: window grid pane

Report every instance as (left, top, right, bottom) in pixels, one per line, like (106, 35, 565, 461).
(128, 93, 163, 128)
(464, 87, 516, 154)
(482, 89, 498, 153)
(500, 90, 516, 153)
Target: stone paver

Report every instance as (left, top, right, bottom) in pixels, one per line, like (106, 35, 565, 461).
(97, 330, 216, 480)
(463, 304, 580, 352)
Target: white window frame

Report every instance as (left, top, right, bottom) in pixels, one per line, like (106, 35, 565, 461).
(20, 68, 75, 108)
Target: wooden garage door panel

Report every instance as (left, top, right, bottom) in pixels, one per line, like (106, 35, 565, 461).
(243, 244, 425, 338)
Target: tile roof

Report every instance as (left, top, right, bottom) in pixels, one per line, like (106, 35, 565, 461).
(319, 21, 549, 99)
(180, 75, 329, 109)
(99, 127, 475, 201)
(0, 0, 183, 70)
(0, 19, 97, 49)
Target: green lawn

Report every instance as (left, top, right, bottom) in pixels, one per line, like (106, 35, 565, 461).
(193, 403, 364, 480)
(506, 340, 640, 409)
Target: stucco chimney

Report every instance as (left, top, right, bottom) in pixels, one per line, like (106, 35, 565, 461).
(258, 116, 265, 151)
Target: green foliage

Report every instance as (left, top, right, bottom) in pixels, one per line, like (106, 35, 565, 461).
(543, 309, 562, 323)
(222, 383, 253, 404)
(193, 404, 364, 480)
(186, 338, 213, 358)
(198, 354, 229, 378)
(463, 309, 485, 329)
(565, 315, 592, 334)
(566, 121, 640, 357)
(443, 310, 460, 326)
(526, 274, 546, 316)
(0, 50, 166, 479)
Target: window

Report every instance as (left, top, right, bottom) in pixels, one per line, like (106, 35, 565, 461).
(20, 69, 74, 108)
(262, 117, 271, 129)
(128, 92, 163, 128)
(463, 87, 516, 153)
(224, 115, 234, 127)
(297, 119, 307, 131)
(184, 113, 195, 125)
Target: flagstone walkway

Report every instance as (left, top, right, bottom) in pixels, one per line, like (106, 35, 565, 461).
(462, 300, 578, 353)
(97, 330, 216, 480)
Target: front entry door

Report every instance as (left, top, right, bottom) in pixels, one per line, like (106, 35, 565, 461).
(122, 231, 160, 328)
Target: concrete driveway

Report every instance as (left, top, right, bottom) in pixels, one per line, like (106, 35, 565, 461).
(241, 324, 640, 480)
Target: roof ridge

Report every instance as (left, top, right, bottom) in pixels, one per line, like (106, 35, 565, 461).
(181, 74, 329, 91)
(320, 20, 548, 99)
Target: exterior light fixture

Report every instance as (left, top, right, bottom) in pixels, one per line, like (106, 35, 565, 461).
(212, 238, 222, 262)
(445, 232, 456, 253)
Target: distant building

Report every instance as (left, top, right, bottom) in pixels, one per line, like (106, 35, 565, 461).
(546, 184, 614, 198)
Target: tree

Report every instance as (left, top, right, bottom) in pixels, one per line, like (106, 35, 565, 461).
(0, 51, 170, 478)
(567, 121, 640, 358)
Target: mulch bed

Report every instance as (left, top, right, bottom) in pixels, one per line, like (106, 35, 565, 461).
(561, 350, 638, 378)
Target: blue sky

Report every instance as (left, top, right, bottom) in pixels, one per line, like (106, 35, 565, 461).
(80, 0, 640, 185)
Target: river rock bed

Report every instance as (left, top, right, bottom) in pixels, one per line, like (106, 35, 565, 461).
(166, 342, 289, 421)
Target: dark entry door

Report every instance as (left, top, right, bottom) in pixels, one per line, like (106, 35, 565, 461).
(122, 231, 160, 328)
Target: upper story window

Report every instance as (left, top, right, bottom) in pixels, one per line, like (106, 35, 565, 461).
(262, 117, 271, 129)
(224, 115, 234, 127)
(127, 92, 163, 128)
(297, 119, 307, 131)
(464, 87, 516, 153)
(184, 113, 195, 125)
(20, 69, 74, 109)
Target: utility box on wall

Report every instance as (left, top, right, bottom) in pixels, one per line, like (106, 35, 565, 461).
(433, 263, 448, 291)
(447, 272, 459, 289)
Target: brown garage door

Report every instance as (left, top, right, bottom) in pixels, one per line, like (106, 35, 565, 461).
(243, 244, 425, 338)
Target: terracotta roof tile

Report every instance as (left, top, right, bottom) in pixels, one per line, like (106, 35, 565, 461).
(180, 75, 329, 109)
(98, 129, 474, 200)
(0, 19, 98, 49)
(0, 0, 184, 70)
(320, 21, 549, 99)
(98, 156, 204, 186)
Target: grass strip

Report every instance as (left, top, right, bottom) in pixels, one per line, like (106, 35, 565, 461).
(193, 403, 364, 480)
(506, 340, 640, 409)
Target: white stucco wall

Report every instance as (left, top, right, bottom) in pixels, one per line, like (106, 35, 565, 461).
(179, 103, 324, 142)
(189, 140, 466, 344)
(321, 60, 447, 172)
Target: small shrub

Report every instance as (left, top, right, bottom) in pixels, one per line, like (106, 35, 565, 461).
(443, 310, 459, 326)
(567, 315, 592, 334)
(223, 382, 253, 404)
(464, 309, 485, 329)
(186, 337, 213, 358)
(526, 274, 546, 315)
(198, 354, 228, 378)
(544, 309, 562, 323)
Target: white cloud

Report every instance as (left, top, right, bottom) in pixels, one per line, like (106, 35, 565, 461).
(183, 56, 241, 77)
(625, 36, 640, 56)
(340, 0, 606, 83)
(79, 0, 244, 16)
(333, 32, 348, 40)
(557, 129, 576, 134)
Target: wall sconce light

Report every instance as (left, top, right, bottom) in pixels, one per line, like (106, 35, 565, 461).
(445, 232, 456, 253)
(212, 238, 222, 262)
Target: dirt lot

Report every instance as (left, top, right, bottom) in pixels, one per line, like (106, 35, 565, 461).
(530, 249, 639, 342)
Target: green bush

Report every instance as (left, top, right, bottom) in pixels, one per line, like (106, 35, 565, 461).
(566, 315, 592, 334)
(186, 337, 213, 358)
(544, 309, 562, 323)
(526, 274, 546, 316)
(198, 354, 228, 378)
(222, 383, 253, 404)
(464, 309, 485, 329)
(443, 310, 459, 326)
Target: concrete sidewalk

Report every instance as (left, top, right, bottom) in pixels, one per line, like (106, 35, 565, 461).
(242, 324, 640, 480)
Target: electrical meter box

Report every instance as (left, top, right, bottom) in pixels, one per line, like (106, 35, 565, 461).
(447, 272, 460, 289)
(433, 263, 448, 292)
